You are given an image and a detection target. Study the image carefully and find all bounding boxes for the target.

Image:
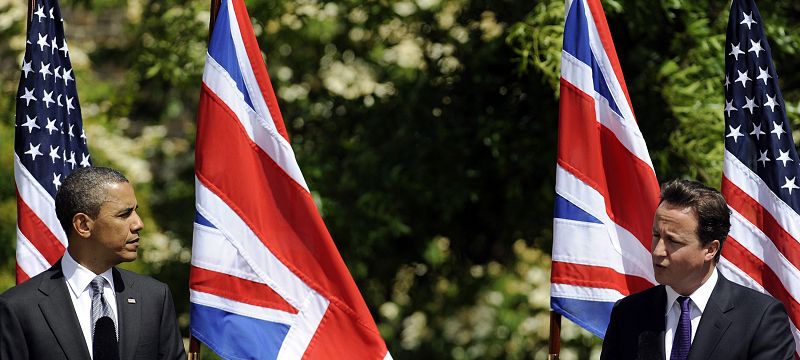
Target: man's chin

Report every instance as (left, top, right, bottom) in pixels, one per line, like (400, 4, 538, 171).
(118, 250, 138, 263)
(653, 268, 668, 285)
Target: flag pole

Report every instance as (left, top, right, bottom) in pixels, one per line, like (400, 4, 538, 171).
(548, 311, 561, 359)
(187, 1, 222, 358)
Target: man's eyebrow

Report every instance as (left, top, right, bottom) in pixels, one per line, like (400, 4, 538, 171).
(116, 205, 137, 215)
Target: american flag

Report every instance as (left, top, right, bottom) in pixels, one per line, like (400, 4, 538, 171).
(720, 0, 800, 354)
(14, 0, 90, 284)
(550, 0, 660, 337)
(189, 0, 390, 358)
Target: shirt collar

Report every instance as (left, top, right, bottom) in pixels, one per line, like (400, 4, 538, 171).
(664, 267, 718, 314)
(62, 250, 115, 298)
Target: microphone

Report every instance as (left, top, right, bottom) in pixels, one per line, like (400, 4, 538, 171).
(93, 316, 119, 360)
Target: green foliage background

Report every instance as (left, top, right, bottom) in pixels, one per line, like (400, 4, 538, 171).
(1, 0, 800, 359)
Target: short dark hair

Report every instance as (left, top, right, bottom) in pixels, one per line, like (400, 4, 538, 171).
(55, 167, 129, 236)
(659, 179, 731, 262)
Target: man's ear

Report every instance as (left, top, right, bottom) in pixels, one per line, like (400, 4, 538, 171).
(705, 239, 721, 261)
(72, 213, 93, 239)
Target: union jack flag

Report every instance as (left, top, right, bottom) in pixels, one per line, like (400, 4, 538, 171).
(189, 0, 391, 358)
(550, 0, 660, 337)
(15, 0, 91, 283)
(720, 0, 800, 354)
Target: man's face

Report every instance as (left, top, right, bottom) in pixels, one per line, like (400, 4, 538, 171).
(88, 181, 143, 265)
(651, 201, 718, 295)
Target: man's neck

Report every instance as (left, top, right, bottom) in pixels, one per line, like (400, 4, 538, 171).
(673, 263, 717, 296)
(66, 247, 113, 275)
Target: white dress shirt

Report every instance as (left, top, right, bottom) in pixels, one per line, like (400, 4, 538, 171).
(664, 268, 718, 360)
(62, 251, 119, 359)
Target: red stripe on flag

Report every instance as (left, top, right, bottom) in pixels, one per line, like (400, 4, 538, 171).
(230, 0, 290, 142)
(190, 266, 298, 314)
(16, 192, 65, 265)
(196, 84, 385, 347)
(722, 177, 800, 271)
(303, 300, 392, 359)
(551, 261, 654, 296)
(584, 0, 634, 116)
(558, 79, 660, 249)
(15, 264, 30, 284)
(723, 237, 800, 329)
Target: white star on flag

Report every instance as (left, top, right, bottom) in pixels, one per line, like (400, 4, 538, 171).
(42, 90, 54, 108)
(771, 121, 786, 139)
(34, 5, 46, 22)
(764, 94, 779, 112)
(735, 69, 750, 88)
(48, 145, 60, 163)
(725, 99, 737, 117)
(748, 39, 764, 58)
(750, 122, 766, 140)
(757, 149, 771, 167)
(52, 173, 62, 190)
(22, 115, 39, 133)
(726, 125, 744, 143)
(756, 66, 771, 85)
(740, 11, 757, 29)
(729, 43, 745, 60)
(21, 60, 33, 78)
(776, 149, 793, 167)
(80, 153, 91, 167)
(45, 118, 58, 134)
(20, 87, 37, 106)
(25, 143, 43, 161)
(743, 96, 758, 114)
(36, 33, 49, 51)
(782, 177, 799, 195)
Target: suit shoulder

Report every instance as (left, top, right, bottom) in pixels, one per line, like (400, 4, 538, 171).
(115, 267, 169, 290)
(614, 285, 664, 310)
(725, 279, 782, 308)
(0, 268, 59, 306)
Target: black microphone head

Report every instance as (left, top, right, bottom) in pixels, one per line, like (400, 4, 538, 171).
(93, 316, 119, 360)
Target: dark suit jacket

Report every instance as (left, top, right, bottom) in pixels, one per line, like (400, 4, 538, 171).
(600, 273, 795, 360)
(0, 261, 186, 360)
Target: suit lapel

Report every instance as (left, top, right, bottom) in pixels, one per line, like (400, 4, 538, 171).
(114, 268, 141, 360)
(687, 275, 733, 360)
(37, 262, 92, 360)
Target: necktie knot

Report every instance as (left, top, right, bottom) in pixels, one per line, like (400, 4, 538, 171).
(677, 296, 691, 312)
(90, 276, 105, 296)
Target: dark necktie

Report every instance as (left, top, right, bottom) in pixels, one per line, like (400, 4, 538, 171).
(670, 296, 692, 360)
(90, 276, 119, 360)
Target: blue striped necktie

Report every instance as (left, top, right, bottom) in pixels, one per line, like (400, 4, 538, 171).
(90, 276, 118, 360)
(671, 296, 692, 360)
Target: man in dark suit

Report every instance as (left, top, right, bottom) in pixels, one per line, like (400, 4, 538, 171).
(601, 179, 795, 360)
(0, 167, 186, 360)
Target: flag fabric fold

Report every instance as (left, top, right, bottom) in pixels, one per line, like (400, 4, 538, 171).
(15, 0, 91, 283)
(190, 0, 390, 358)
(720, 0, 800, 354)
(550, 0, 660, 338)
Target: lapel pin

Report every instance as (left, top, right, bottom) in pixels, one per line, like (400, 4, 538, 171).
(127, 298, 136, 304)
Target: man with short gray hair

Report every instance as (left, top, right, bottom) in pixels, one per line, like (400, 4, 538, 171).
(1, 167, 186, 360)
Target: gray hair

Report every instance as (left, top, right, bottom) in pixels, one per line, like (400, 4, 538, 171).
(55, 167, 129, 235)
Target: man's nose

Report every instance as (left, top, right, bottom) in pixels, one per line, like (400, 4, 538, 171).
(651, 238, 666, 256)
(131, 211, 144, 232)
